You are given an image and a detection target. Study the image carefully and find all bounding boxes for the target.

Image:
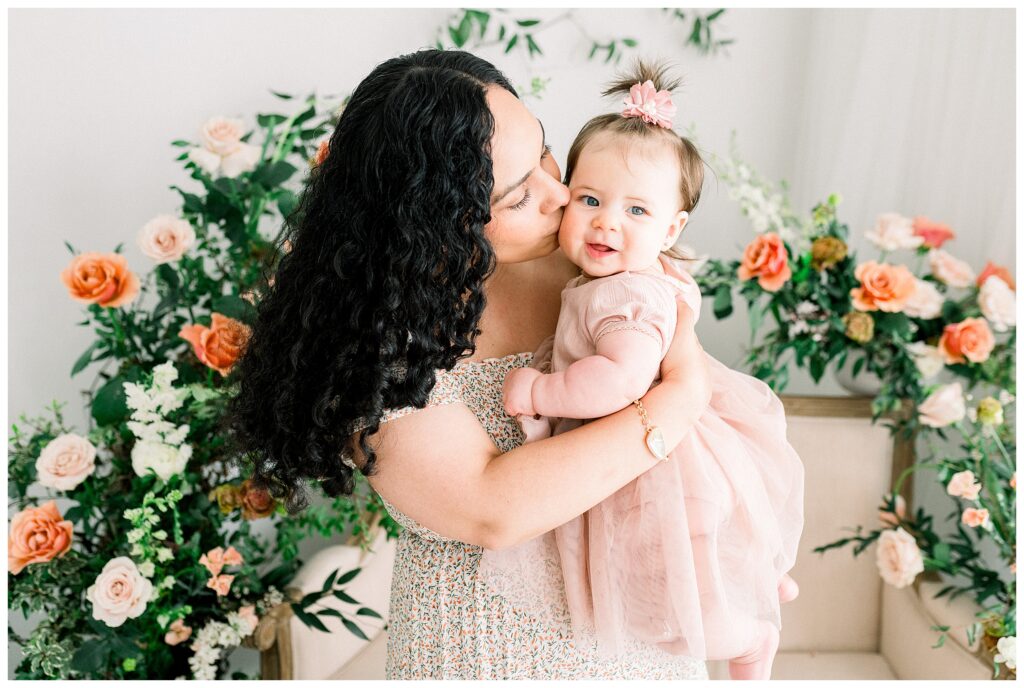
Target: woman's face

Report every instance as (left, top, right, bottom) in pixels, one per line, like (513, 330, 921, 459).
(484, 86, 570, 264)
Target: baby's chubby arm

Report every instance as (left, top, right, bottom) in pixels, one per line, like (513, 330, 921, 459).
(503, 330, 662, 419)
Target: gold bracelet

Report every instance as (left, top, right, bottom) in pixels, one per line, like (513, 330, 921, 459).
(633, 399, 669, 461)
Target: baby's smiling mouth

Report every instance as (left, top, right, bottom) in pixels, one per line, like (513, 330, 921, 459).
(585, 242, 618, 258)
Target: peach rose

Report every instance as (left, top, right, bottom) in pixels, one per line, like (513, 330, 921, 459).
(164, 618, 192, 646)
(240, 479, 277, 520)
(207, 574, 234, 596)
(878, 494, 907, 527)
(8, 501, 73, 574)
(978, 275, 1016, 332)
(912, 216, 955, 249)
(60, 252, 140, 308)
(917, 382, 966, 427)
(86, 557, 153, 627)
(875, 527, 924, 588)
(865, 213, 923, 252)
(976, 261, 1015, 291)
(902, 278, 944, 319)
(737, 233, 791, 292)
(929, 249, 975, 288)
(314, 140, 330, 166)
(850, 261, 916, 312)
(961, 508, 990, 528)
(179, 313, 252, 376)
(137, 214, 196, 264)
(946, 470, 981, 501)
(35, 433, 96, 491)
(938, 317, 995, 364)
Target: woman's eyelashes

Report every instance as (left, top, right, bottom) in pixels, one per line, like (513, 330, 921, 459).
(509, 187, 532, 211)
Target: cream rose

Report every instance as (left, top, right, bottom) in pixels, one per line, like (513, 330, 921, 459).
(137, 215, 196, 264)
(131, 440, 192, 481)
(865, 213, 924, 252)
(918, 382, 966, 427)
(875, 527, 924, 588)
(978, 276, 1016, 332)
(929, 249, 975, 288)
(35, 433, 96, 491)
(86, 557, 154, 627)
(906, 342, 945, 379)
(946, 470, 981, 500)
(187, 116, 261, 179)
(902, 278, 944, 319)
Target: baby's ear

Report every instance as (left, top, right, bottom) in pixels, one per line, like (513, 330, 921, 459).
(663, 210, 689, 249)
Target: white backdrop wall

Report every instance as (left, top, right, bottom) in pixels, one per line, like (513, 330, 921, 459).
(7, 7, 1015, 677)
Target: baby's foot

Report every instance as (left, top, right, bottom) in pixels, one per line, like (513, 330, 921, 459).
(728, 620, 780, 680)
(778, 574, 799, 604)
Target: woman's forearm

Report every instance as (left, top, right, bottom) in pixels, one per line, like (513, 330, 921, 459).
(480, 375, 701, 549)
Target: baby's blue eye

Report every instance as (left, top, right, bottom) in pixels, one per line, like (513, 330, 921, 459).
(628, 206, 647, 216)
(581, 195, 599, 207)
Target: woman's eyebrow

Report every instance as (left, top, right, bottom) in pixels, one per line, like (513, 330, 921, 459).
(492, 117, 545, 205)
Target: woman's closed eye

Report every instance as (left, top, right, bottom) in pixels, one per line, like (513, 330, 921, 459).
(509, 187, 532, 211)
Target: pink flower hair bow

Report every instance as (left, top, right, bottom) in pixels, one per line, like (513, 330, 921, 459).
(621, 80, 677, 129)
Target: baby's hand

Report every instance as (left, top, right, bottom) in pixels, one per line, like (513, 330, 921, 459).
(503, 367, 542, 417)
(517, 413, 552, 443)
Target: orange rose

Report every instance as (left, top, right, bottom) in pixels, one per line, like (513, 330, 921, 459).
(912, 216, 955, 249)
(850, 261, 916, 312)
(938, 317, 995, 364)
(976, 261, 1015, 291)
(8, 501, 73, 574)
(314, 140, 330, 166)
(60, 252, 140, 308)
(737, 233, 791, 292)
(240, 479, 276, 520)
(179, 313, 251, 376)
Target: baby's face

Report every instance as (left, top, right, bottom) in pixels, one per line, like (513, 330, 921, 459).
(559, 132, 687, 278)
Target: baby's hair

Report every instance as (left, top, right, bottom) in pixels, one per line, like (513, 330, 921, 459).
(564, 58, 706, 261)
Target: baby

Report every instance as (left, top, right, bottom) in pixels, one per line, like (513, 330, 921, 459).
(494, 62, 805, 680)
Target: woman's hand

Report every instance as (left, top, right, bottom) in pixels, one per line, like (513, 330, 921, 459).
(658, 297, 712, 415)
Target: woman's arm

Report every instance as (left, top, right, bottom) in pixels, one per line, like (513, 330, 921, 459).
(356, 298, 710, 550)
(504, 330, 661, 419)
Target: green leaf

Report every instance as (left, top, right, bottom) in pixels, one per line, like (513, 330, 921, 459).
(255, 161, 298, 188)
(342, 617, 369, 641)
(92, 372, 136, 426)
(356, 607, 383, 619)
(156, 264, 181, 290)
(292, 605, 330, 633)
(525, 34, 542, 57)
(852, 356, 867, 377)
(505, 34, 519, 53)
(210, 294, 257, 325)
(336, 567, 361, 585)
(63, 240, 77, 255)
(621, 38, 638, 47)
(71, 341, 101, 377)
(516, 19, 540, 27)
(322, 568, 340, 593)
(605, 42, 616, 63)
(257, 113, 288, 128)
(713, 285, 733, 319)
(706, 9, 725, 22)
(275, 189, 298, 218)
(332, 589, 358, 605)
(70, 639, 108, 674)
(270, 90, 294, 100)
(170, 140, 191, 147)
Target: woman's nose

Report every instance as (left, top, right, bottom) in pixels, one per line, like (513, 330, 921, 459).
(539, 170, 569, 213)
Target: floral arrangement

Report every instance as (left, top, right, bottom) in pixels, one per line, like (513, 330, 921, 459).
(8, 94, 398, 679)
(695, 139, 1016, 677)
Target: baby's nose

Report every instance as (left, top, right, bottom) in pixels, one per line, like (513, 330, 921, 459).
(593, 209, 621, 231)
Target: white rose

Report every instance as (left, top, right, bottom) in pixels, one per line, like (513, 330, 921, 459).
(978, 276, 1016, 332)
(902, 278, 944, 319)
(865, 213, 924, 252)
(35, 433, 97, 491)
(86, 557, 153, 627)
(906, 342, 945, 379)
(875, 527, 925, 588)
(199, 116, 246, 156)
(918, 382, 966, 427)
(929, 249, 975, 288)
(137, 215, 195, 264)
(995, 636, 1016, 671)
(131, 440, 189, 480)
(189, 116, 261, 179)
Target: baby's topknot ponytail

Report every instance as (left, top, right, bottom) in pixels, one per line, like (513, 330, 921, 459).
(602, 59, 682, 100)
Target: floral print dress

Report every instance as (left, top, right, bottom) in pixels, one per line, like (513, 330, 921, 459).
(373, 353, 709, 679)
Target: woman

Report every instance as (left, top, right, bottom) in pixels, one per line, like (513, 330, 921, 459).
(228, 49, 713, 679)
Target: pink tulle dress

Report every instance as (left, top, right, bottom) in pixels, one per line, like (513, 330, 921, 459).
(479, 255, 805, 663)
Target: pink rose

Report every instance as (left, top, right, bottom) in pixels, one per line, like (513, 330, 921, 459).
(207, 574, 234, 597)
(875, 527, 924, 588)
(929, 249, 975, 288)
(164, 618, 193, 646)
(938, 317, 995, 364)
(946, 470, 981, 501)
(912, 216, 955, 249)
(978, 276, 1015, 332)
(961, 508, 990, 528)
(902, 278, 944, 319)
(86, 557, 153, 627)
(918, 382, 966, 427)
(976, 261, 1015, 291)
(8, 501, 74, 574)
(865, 213, 923, 252)
(878, 494, 907, 527)
(35, 433, 96, 491)
(137, 214, 196, 264)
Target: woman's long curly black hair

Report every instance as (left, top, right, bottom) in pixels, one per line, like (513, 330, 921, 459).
(224, 50, 517, 512)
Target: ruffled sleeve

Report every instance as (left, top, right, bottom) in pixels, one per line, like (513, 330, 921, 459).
(583, 276, 677, 357)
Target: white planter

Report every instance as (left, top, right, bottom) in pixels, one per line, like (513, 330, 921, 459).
(834, 363, 883, 397)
